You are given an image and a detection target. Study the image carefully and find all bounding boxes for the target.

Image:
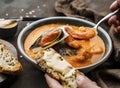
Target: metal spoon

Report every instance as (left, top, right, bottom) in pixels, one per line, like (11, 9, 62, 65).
(94, 9, 119, 29)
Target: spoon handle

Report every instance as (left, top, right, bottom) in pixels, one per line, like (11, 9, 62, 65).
(94, 9, 119, 29)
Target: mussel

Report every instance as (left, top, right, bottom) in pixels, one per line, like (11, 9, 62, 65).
(40, 28, 62, 47)
(30, 26, 71, 51)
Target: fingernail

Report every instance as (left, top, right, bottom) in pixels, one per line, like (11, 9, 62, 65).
(77, 75, 85, 81)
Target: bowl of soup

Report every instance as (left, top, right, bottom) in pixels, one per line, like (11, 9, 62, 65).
(17, 17, 112, 72)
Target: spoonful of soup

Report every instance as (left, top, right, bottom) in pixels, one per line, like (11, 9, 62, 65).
(40, 26, 70, 49)
(30, 26, 70, 50)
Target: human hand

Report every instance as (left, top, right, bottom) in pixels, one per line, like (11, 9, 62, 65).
(45, 74, 62, 88)
(108, 0, 120, 32)
(45, 74, 100, 88)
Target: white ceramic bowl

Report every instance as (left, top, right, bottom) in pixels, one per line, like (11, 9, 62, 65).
(17, 17, 112, 72)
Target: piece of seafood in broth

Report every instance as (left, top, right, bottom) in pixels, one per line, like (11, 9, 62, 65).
(30, 26, 68, 50)
(40, 29, 62, 47)
(65, 26, 96, 39)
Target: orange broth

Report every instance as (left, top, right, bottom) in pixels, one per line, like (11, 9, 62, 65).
(24, 24, 105, 68)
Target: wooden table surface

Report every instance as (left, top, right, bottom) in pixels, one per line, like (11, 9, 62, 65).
(0, 0, 114, 88)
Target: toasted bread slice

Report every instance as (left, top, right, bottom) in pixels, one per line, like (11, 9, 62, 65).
(0, 40, 22, 74)
(36, 48, 81, 88)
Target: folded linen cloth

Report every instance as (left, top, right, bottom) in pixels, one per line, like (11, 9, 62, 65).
(55, 0, 120, 88)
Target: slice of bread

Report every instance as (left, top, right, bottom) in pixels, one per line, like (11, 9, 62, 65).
(0, 40, 22, 74)
(36, 48, 81, 88)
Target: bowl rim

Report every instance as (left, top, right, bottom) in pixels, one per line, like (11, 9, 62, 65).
(17, 16, 112, 70)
